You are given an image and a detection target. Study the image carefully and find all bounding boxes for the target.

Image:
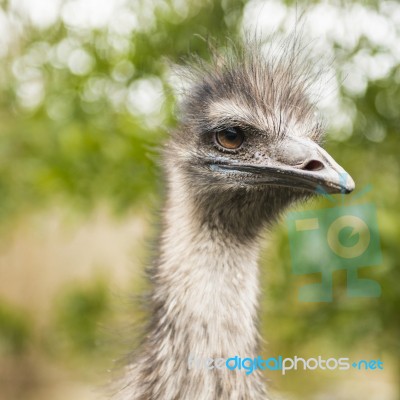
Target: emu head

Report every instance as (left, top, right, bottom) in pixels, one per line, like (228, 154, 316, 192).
(167, 39, 355, 239)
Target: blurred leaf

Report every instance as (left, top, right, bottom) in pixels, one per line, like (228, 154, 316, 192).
(0, 301, 32, 355)
(53, 279, 110, 354)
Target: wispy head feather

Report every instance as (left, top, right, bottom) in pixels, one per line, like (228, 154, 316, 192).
(173, 28, 327, 143)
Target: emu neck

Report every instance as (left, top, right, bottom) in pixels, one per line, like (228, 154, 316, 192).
(156, 191, 258, 350)
(116, 166, 270, 399)
(156, 172, 262, 359)
(144, 166, 266, 397)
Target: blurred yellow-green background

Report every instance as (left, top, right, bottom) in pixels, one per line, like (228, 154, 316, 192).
(0, 0, 399, 399)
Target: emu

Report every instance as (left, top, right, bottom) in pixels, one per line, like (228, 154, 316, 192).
(112, 36, 355, 399)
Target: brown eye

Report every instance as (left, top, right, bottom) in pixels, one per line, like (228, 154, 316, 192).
(216, 127, 244, 150)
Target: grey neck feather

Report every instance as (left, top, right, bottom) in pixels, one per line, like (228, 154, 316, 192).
(111, 163, 299, 399)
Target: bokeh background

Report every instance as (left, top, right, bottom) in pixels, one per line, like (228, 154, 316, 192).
(0, 0, 399, 399)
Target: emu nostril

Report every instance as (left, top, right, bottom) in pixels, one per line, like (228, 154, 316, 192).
(303, 160, 324, 171)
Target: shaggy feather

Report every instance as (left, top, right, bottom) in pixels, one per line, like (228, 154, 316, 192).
(110, 31, 329, 400)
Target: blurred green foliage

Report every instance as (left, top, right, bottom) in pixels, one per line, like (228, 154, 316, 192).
(53, 279, 110, 354)
(0, 0, 246, 218)
(0, 300, 32, 355)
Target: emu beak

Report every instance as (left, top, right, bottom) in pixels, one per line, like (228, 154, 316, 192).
(214, 137, 355, 194)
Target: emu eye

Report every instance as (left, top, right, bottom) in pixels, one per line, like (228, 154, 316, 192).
(216, 127, 244, 150)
